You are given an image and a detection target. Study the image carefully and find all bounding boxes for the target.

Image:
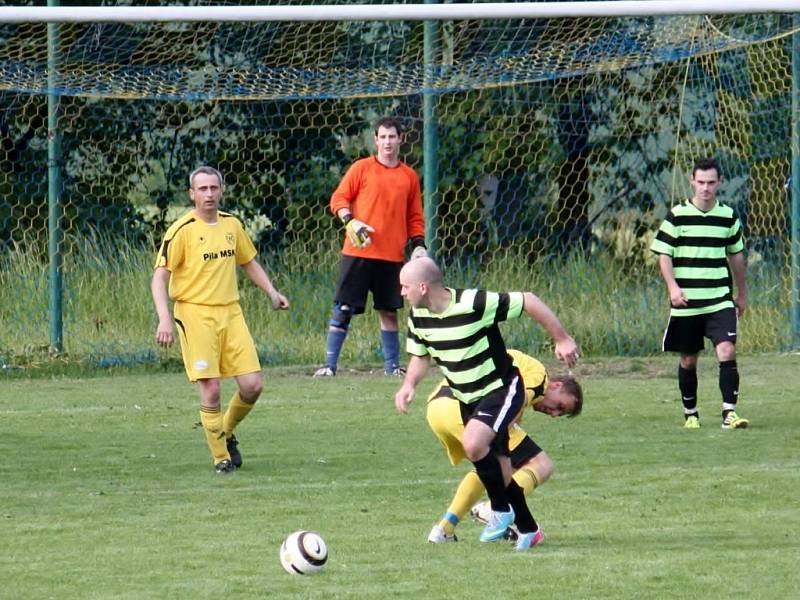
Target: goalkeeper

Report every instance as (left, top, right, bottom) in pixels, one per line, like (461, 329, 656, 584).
(426, 349, 583, 545)
(314, 117, 426, 377)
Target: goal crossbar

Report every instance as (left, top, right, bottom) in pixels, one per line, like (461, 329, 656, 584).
(1, 1, 800, 23)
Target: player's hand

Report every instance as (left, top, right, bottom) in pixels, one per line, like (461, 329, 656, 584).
(155, 318, 175, 347)
(394, 385, 415, 414)
(410, 245, 427, 260)
(345, 218, 375, 248)
(269, 290, 290, 310)
(554, 336, 579, 368)
(734, 293, 746, 317)
(669, 285, 688, 308)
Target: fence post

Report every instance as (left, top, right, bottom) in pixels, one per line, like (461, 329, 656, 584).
(48, 0, 63, 353)
(792, 20, 800, 349)
(423, 0, 439, 259)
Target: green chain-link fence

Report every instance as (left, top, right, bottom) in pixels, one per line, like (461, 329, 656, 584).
(1, 2, 798, 370)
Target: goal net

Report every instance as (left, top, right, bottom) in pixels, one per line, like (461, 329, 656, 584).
(0, 0, 796, 366)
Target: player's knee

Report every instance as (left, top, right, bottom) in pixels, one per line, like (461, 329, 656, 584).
(463, 447, 481, 462)
(531, 453, 555, 483)
(329, 303, 353, 331)
(378, 309, 398, 329)
(462, 425, 491, 461)
(462, 439, 487, 462)
(241, 380, 263, 401)
(716, 341, 736, 362)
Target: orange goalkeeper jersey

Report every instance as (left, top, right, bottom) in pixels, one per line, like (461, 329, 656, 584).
(330, 156, 425, 262)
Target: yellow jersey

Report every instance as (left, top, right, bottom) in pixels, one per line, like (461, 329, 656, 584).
(154, 209, 257, 306)
(506, 349, 548, 411)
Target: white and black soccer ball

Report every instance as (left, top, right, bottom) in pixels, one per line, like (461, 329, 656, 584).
(279, 530, 328, 575)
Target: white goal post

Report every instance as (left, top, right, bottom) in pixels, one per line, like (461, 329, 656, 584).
(0, 1, 800, 23)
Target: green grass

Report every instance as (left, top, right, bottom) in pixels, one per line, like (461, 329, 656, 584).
(2, 355, 798, 599)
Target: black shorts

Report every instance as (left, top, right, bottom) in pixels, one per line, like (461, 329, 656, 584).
(452, 387, 542, 468)
(662, 307, 738, 354)
(509, 435, 543, 470)
(461, 371, 526, 458)
(334, 256, 403, 314)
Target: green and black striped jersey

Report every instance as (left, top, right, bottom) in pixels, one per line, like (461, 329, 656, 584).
(650, 199, 745, 317)
(406, 288, 525, 404)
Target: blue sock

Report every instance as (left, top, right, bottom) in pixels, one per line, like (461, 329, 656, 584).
(325, 329, 347, 372)
(380, 329, 400, 373)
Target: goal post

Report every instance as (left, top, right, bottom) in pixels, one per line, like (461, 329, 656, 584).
(2, 1, 800, 22)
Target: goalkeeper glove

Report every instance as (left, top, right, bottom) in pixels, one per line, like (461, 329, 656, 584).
(343, 215, 374, 248)
(410, 237, 427, 259)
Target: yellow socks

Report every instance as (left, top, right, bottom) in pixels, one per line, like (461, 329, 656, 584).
(222, 392, 255, 439)
(512, 466, 541, 495)
(200, 406, 228, 464)
(439, 471, 485, 532)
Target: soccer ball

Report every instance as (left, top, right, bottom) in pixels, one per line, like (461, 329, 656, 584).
(279, 530, 328, 575)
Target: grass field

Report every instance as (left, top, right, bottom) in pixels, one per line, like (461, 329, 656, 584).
(2, 354, 798, 599)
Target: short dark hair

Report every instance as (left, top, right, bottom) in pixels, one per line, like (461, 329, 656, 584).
(374, 117, 403, 136)
(551, 374, 583, 417)
(692, 157, 721, 179)
(189, 166, 224, 189)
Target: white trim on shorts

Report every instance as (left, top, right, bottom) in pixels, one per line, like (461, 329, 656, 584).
(660, 314, 671, 352)
(492, 374, 519, 433)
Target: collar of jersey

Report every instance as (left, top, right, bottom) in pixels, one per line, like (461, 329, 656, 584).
(687, 199, 719, 215)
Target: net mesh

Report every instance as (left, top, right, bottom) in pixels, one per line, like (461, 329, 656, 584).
(0, 0, 797, 368)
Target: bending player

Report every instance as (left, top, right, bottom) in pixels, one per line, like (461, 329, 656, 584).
(426, 349, 583, 545)
(395, 258, 579, 550)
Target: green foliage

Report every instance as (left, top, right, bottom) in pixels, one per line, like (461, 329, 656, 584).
(284, 154, 343, 255)
(2, 356, 799, 598)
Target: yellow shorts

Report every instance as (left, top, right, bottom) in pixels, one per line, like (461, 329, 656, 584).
(426, 395, 528, 466)
(173, 301, 260, 382)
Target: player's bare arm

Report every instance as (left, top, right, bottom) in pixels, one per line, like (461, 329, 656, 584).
(394, 354, 430, 414)
(657, 254, 688, 307)
(241, 260, 290, 310)
(728, 251, 747, 316)
(521, 292, 579, 368)
(151, 267, 175, 347)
